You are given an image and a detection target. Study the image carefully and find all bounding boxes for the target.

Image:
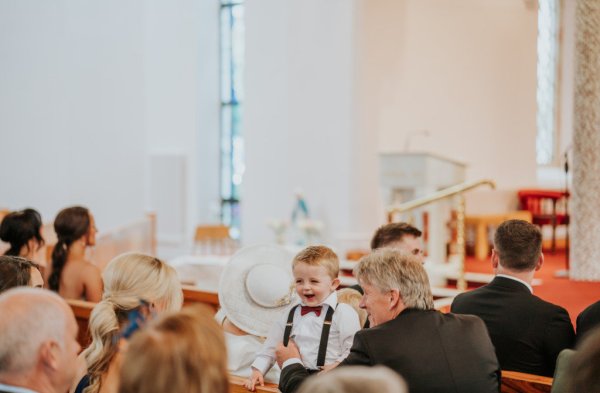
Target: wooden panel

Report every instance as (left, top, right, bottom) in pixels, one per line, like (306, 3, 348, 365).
(67, 299, 96, 349)
(501, 371, 553, 393)
(229, 376, 279, 393)
(182, 285, 220, 313)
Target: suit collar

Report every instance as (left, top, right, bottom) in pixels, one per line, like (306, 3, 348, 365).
(491, 275, 533, 294)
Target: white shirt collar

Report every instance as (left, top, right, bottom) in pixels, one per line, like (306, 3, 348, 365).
(0, 383, 39, 393)
(496, 274, 533, 294)
(300, 290, 337, 308)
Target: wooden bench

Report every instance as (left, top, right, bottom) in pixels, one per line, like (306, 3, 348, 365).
(67, 299, 96, 348)
(229, 376, 279, 393)
(501, 370, 552, 393)
(182, 285, 220, 313)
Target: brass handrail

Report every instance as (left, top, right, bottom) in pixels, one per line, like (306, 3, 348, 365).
(387, 179, 496, 216)
(386, 178, 495, 291)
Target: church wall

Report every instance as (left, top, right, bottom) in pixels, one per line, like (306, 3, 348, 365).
(0, 1, 220, 243)
(359, 0, 539, 215)
(243, 0, 539, 249)
(242, 0, 359, 247)
(0, 1, 147, 231)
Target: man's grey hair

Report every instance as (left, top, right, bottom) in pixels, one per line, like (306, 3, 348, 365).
(355, 249, 434, 310)
(297, 366, 407, 393)
(0, 288, 69, 374)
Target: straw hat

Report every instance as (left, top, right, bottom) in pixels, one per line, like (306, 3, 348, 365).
(218, 245, 297, 337)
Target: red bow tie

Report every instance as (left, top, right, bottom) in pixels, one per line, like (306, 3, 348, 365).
(300, 306, 322, 317)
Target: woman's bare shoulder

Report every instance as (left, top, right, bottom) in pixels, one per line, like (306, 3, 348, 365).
(81, 260, 101, 274)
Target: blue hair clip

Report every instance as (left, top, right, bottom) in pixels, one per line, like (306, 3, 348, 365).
(120, 299, 152, 340)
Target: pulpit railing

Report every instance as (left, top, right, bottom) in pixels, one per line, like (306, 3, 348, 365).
(387, 179, 496, 290)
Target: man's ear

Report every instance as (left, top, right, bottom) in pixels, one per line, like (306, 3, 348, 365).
(331, 277, 340, 291)
(389, 289, 401, 310)
(535, 253, 544, 271)
(39, 341, 60, 371)
(491, 249, 499, 270)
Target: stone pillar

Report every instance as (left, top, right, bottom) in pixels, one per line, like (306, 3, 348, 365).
(571, 0, 600, 280)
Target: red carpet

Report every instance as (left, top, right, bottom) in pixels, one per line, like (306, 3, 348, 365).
(464, 251, 600, 326)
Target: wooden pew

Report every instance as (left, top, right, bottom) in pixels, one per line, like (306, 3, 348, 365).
(182, 285, 220, 313)
(67, 299, 96, 349)
(501, 370, 552, 393)
(229, 376, 279, 393)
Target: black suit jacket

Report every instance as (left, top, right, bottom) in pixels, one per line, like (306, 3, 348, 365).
(451, 276, 575, 377)
(577, 300, 600, 342)
(280, 309, 500, 393)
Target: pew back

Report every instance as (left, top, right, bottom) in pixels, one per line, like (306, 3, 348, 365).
(182, 285, 220, 313)
(501, 370, 552, 393)
(67, 299, 95, 349)
(229, 376, 279, 393)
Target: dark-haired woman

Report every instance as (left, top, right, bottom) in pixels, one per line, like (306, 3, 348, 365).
(48, 206, 102, 302)
(0, 208, 46, 264)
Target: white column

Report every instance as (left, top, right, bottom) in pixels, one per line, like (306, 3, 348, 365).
(571, 0, 600, 281)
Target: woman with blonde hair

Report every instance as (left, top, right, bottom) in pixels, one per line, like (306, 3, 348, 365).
(119, 305, 229, 393)
(70, 252, 183, 393)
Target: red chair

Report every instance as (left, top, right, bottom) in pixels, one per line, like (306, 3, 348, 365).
(517, 189, 569, 254)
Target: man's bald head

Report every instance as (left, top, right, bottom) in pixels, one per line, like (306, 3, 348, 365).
(0, 288, 73, 375)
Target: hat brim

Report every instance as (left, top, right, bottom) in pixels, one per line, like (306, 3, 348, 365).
(218, 245, 297, 337)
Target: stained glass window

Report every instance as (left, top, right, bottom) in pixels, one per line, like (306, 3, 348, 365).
(220, 0, 245, 238)
(536, 0, 559, 165)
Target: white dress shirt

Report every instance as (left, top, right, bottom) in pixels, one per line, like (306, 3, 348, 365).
(251, 291, 360, 374)
(0, 383, 39, 393)
(497, 274, 534, 293)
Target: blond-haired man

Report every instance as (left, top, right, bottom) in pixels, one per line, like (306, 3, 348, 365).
(276, 250, 500, 393)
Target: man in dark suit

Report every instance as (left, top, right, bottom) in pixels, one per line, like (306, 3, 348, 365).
(276, 250, 500, 393)
(577, 300, 600, 342)
(451, 219, 575, 377)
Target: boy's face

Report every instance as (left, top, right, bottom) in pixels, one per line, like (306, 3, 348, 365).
(293, 262, 339, 307)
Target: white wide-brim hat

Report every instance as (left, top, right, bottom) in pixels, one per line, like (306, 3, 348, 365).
(218, 245, 297, 337)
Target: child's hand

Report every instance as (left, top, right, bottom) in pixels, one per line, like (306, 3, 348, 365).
(319, 361, 340, 373)
(244, 368, 264, 391)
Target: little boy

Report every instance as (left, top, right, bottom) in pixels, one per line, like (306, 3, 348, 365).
(245, 245, 361, 391)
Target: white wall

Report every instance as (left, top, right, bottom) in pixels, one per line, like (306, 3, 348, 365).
(143, 0, 221, 241)
(0, 1, 146, 230)
(0, 1, 220, 242)
(243, 0, 362, 246)
(365, 0, 538, 189)
(0, 0, 556, 251)
(243, 0, 539, 246)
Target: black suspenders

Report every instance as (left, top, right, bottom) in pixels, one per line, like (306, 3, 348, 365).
(282, 304, 336, 369)
(283, 304, 298, 347)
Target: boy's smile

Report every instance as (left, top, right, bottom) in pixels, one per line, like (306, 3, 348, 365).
(293, 262, 340, 307)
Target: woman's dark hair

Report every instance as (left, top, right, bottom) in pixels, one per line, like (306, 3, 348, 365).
(48, 206, 91, 292)
(0, 208, 45, 256)
(0, 255, 41, 293)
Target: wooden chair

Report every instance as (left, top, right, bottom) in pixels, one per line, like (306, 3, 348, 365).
(182, 285, 220, 313)
(518, 189, 569, 253)
(67, 299, 96, 349)
(0, 209, 10, 221)
(229, 375, 279, 393)
(501, 370, 553, 393)
(193, 225, 235, 255)
(465, 211, 533, 260)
